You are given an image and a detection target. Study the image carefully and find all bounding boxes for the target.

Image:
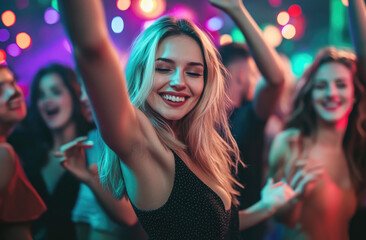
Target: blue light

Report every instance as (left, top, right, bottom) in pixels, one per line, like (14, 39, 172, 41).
(111, 16, 124, 34)
(206, 16, 223, 32)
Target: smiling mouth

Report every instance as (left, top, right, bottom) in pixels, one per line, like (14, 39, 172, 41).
(8, 98, 24, 110)
(161, 94, 188, 103)
(45, 108, 60, 117)
(321, 101, 341, 110)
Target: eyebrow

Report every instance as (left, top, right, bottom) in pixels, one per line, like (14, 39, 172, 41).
(156, 57, 204, 67)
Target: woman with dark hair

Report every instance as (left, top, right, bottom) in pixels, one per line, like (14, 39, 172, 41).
(10, 63, 92, 240)
(268, 46, 366, 240)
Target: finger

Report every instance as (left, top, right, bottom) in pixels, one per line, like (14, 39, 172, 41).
(294, 170, 322, 195)
(272, 181, 284, 188)
(60, 136, 88, 152)
(289, 169, 304, 189)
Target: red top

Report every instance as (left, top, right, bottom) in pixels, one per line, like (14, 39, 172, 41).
(0, 154, 47, 222)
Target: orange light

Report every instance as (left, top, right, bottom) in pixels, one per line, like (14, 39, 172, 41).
(282, 24, 296, 39)
(342, 0, 349, 7)
(134, 0, 166, 19)
(277, 11, 290, 26)
(263, 25, 282, 47)
(16, 32, 32, 49)
(117, 0, 131, 11)
(1, 10, 16, 27)
(220, 34, 233, 46)
(0, 49, 6, 64)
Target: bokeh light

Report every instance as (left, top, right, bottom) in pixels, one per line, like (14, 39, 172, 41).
(63, 39, 73, 53)
(281, 24, 296, 39)
(111, 16, 124, 33)
(277, 11, 290, 25)
(16, 0, 29, 10)
(167, 5, 196, 22)
(288, 5, 302, 17)
(269, 0, 282, 7)
(134, 0, 166, 19)
(16, 32, 32, 49)
(263, 25, 282, 47)
(117, 0, 131, 11)
(7, 43, 21, 57)
(44, 7, 60, 24)
(291, 52, 313, 77)
(0, 50, 6, 64)
(220, 34, 232, 46)
(342, 0, 349, 7)
(206, 16, 224, 32)
(2, 10, 16, 27)
(231, 27, 245, 43)
(0, 29, 10, 42)
(51, 0, 59, 11)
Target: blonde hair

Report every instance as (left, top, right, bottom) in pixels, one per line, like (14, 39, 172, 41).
(99, 16, 242, 204)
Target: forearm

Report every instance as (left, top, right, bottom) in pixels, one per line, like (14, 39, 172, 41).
(226, 4, 284, 85)
(58, 0, 108, 48)
(238, 200, 273, 231)
(84, 176, 138, 226)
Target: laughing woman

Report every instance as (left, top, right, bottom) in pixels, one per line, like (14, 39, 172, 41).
(11, 63, 92, 240)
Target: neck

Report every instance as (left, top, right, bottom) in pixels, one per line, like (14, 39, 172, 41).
(51, 122, 77, 150)
(315, 116, 348, 147)
(0, 123, 14, 143)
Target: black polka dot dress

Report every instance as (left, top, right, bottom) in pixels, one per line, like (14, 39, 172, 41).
(131, 152, 241, 240)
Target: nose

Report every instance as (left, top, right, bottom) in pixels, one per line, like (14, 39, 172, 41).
(170, 69, 186, 90)
(325, 83, 338, 97)
(5, 83, 21, 101)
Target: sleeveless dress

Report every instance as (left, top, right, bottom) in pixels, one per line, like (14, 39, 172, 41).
(131, 152, 240, 240)
(0, 154, 46, 222)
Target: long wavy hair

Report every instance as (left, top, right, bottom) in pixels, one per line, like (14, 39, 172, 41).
(99, 16, 242, 204)
(286, 47, 366, 193)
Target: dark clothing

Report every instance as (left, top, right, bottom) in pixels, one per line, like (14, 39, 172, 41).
(8, 128, 79, 240)
(230, 101, 267, 240)
(27, 171, 79, 240)
(131, 151, 240, 240)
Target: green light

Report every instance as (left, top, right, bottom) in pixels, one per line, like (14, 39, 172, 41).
(51, 0, 59, 11)
(231, 28, 245, 43)
(291, 52, 313, 77)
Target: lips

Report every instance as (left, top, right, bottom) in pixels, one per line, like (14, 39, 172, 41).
(45, 107, 60, 117)
(7, 98, 24, 110)
(321, 100, 341, 111)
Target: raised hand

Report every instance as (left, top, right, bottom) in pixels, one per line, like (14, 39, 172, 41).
(54, 136, 94, 183)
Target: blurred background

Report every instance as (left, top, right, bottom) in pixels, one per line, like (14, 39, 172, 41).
(0, 0, 353, 100)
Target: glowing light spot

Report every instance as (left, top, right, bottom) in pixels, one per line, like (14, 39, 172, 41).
(220, 34, 232, 46)
(342, 0, 349, 7)
(206, 16, 224, 32)
(142, 19, 156, 30)
(7, 43, 21, 57)
(117, 0, 131, 11)
(140, 0, 154, 12)
(63, 39, 73, 53)
(282, 24, 296, 39)
(288, 5, 302, 17)
(0, 29, 10, 42)
(111, 16, 124, 33)
(263, 25, 282, 47)
(16, 0, 29, 10)
(16, 32, 32, 49)
(231, 27, 245, 43)
(134, 0, 166, 19)
(269, 0, 281, 7)
(44, 8, 60, 24)
(2, 10, 16, 27)
(0, 50, 6, 64)
(277, 11, 290, 25)
(291, 52, 313, 77)
(51, 0, 59, 11)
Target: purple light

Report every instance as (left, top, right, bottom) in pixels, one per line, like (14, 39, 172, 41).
(7, 43, 21, 57)
(44, 8, 60, 25)
(206, 17, 224, 32)
(63, 39, 73, 53)
(0, 29, 10, 42)
(16, 0, 29, 9)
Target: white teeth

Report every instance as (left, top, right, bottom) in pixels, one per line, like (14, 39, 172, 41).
(162, 94, 185, 102)
(323, 101, 339, 108)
